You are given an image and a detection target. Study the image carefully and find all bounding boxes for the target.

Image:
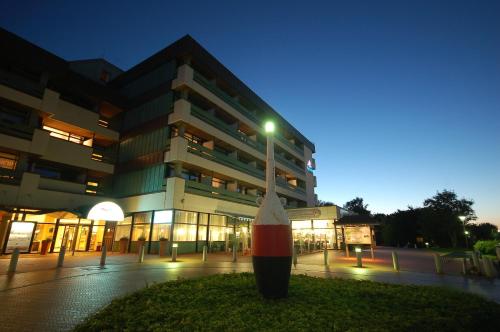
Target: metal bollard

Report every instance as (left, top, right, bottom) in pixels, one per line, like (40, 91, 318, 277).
(345, 244, 350, 258)
(370, 247, 375, 259)
(482, 258, 496, 278)
(355, 248, 363, 268)
(171, 245, 178, 262)
(461, 258, 467, 275)
(292, 246, 297, 267)
(323, 247, 329, 266)
(232, 244, 237, 262)
(496, 247, 500, 261)
(202, 245, 207, 262)
(57, 246, 66, 267)
(8, 248, 20, 273)
(434, 253, 443, 274)
(471, 250, 480, 272)
(392, 251, 400, 271)
(138, 245, 145, 263)
(100, 244, 107, 267)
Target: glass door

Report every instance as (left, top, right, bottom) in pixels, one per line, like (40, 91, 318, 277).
(53, 225, 76, 252)
(75, 226, 89, 251)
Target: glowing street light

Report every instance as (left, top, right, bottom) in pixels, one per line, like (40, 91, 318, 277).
(264, 121, 275, 134)
(458, 216, 469, 249)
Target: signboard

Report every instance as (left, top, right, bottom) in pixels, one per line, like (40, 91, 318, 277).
(344, 226, 371, 244)
(6, 221, 35, 253)
(287, 208, 322, 220)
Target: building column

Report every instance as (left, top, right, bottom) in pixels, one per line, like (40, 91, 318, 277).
(174, 161, 183, 177)
(0, 213, 12, 253)
(227, 180, 238, 192)
(178, 124, 186, 137)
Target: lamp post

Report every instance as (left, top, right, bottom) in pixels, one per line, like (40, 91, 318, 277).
(252, 121, 293, 299)
(459, 216, 467, 249)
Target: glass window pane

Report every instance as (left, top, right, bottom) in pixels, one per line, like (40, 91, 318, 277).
(199, 213, 209, 225)
(173, 223, 197, 241)
(114, 224, 131, 241)
(132, 224, 150, 240)
(198, 225, 207, 240)
(210, 214, 227, 227)
(152, 223, 171, 241)
(292, 220, 312, 229)
(154, 210, 173, 224)
(313, 219, 333, 228)
(134, 212, 152, 224)
(209, 226, 231, 241)
(118, 216, 132, 225)
(175, 211, 198, 224)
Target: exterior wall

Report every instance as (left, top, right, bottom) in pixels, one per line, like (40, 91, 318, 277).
(304, 145, 316, 207)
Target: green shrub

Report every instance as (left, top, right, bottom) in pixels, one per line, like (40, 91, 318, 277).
(474, 240, 499, 255)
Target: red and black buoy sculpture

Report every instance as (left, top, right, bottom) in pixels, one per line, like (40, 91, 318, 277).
(252, 121, 293, 299)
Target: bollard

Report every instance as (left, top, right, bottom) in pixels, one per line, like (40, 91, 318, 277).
(8, 248, 20, 273)
(392, 251, 400, 271)
(461, 258, 467, 275)
(100, 244, 107, 267)
(202, 245, 207, 262)
(434, 253, 443, 274)
(232, 244, 237, 262)
(355, 248, 363, 268)
(496, 246, 500, 261)
(482, 258, 496, 278)
(171, 244, 178, 262)
(138, 244, 145, 263)
(57, 246, 66, 267)
(345, 244, 350, 258)
(323, 247, 329, 266)
(370, 247, 375, 259)
(292, 246, 297, 267)
(471, 251, 482, 275)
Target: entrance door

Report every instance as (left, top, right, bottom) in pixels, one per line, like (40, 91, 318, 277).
(53, 225, 76, 252)
(75, 226, 90, 251)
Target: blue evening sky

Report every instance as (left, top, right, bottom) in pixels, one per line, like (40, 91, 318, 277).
(1, 1, 499, 225)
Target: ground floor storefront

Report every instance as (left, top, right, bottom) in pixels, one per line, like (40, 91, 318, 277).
(0, 206, 376, 256)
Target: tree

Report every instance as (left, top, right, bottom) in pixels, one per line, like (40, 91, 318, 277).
(316, 200, 334, 207)
(343, 197, 370, 215)
(422, 189, 476, 248)
(467, 223, 498, 243)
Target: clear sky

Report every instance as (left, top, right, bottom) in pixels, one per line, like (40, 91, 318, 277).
(1, 1, 499, 225)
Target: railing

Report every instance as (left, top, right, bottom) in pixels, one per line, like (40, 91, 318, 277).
(0, 121, 34, 140)
(0, 69, 44, 98)
(92, 144, 118, 164)
(187, 141, 265, 180)
(275, 153, 305, 174)
(0, 168, 22, 185)
(276, 176, 306, 195)
(185, 180, 258, 206)
(190, 104, 265, 153)
(276, 133, 304, 155)
(193, 71, 259, 123)
(193, 71, 304, 156)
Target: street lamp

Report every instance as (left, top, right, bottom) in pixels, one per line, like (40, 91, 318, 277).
(458, 216, 468, 249)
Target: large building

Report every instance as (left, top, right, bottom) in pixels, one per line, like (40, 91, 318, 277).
(0, 28, 318, 255)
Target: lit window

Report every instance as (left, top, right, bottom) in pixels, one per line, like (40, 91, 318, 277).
(0, 152, 17, 170)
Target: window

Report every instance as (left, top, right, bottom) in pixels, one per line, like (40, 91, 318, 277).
(173, 223, 197, 241)
(151, 210, 173, 241)
(211, 177, 226, 189)
(114, 216, 132, 241)
(0, 151, 17, 170)
(42, 125, 93, 146)
(100, 70, 110, 83)
(175, 211, 198, 224)
(131, 212, 152, 240)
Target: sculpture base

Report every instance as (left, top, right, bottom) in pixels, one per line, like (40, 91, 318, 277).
(252, 256, 292, 299)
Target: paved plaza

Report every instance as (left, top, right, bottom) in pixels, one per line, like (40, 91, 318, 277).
(0, 248, 498, 331)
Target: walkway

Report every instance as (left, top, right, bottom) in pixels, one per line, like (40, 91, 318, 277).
(0, 249, 498, 331)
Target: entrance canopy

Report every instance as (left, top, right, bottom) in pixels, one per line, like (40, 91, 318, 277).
(87, 201, 124, 221)
(337, 215, 379, 226)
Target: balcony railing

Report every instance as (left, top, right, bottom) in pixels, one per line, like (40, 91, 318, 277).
(185, 180, 258, 206)
(0, 69, 44, 98)
(187, 141, 265, 180)
(193, 72, 304, 157)
(0, 121, 34, 140)
(275, 153, 305, 174)
(276, 176, 306, 195)
(193, 71, 259, 124)
(0, 168, 22, 185)
(190, 104, 265, 153)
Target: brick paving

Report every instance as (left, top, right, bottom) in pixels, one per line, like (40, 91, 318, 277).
(0, 248, 498, 331)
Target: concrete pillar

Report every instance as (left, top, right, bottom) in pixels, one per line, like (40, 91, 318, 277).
(201, 174, 212, 185)
(178, 124, 186, 137)
(434, 253, 443, 274)
(180, 89, 189, 100)
(392, 251, 400, 271)
(174, 162, 183, 177)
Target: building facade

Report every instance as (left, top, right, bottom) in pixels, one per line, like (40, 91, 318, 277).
(0, 28, 317, 255)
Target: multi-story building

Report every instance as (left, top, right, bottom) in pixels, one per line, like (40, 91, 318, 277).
(0, 28, 317, 255)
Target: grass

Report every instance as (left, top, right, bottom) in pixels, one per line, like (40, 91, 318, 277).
(74, 273, 500, 332)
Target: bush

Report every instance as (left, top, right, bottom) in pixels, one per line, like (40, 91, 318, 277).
(474, 240, 499, 256)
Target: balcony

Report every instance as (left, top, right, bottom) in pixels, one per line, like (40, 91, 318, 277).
(276, 176, 306, 195)
(0, 69, 44, 99)
(0, 168, 22, 185)
(0, 120, 34, 140)
(193, 71, 259, 124)
(275, 153, 305, 175)
(276, 133, 303, 155)
(185, 180, 258, 206)
(38, 177, 86, 194)
(190, 104, 265, 153)
(187, 140, 265, 180)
